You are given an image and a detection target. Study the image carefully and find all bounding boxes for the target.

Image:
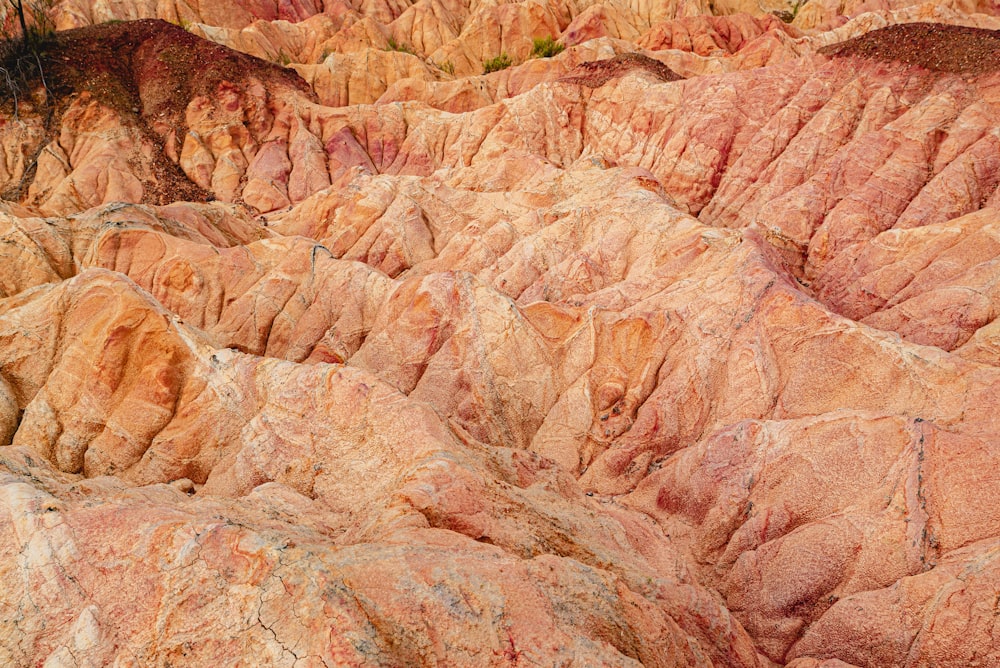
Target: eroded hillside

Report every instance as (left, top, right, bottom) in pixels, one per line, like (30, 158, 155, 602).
(2, 0, 1000, 666)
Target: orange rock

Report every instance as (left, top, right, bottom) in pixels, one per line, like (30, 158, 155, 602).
(3, 4, 1000, 667)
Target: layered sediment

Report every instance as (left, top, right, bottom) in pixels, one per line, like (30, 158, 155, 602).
(2, 1, 1000, 665)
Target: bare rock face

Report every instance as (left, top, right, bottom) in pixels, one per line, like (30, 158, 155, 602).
(3, 1, 1000, 666)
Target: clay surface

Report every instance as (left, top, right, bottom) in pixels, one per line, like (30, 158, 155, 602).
(2, 1, 1000, 666)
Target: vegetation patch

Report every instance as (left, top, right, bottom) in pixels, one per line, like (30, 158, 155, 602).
(772, 0, 808, 23)
(386, 38, 415, 55)
(0, 0, 55, 118)
(483, 52, 512, 74)
(531, 36, 564, 59)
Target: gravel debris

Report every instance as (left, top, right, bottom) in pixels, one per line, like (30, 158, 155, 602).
(558, 53, 683, 88)
(821, 23, 1000, 74)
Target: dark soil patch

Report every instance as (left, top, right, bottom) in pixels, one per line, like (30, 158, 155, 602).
(33, 18, 313, 118)
(820, 23, 1000, 75)
(0, 19, 316, 205)
(558, 53, 683, 88)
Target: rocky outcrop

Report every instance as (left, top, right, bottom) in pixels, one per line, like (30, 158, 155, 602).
(3, 2, 1000, 666)
(0, 267, 766, 666)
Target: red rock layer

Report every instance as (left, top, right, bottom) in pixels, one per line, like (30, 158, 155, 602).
(1, 3, 1000, 667)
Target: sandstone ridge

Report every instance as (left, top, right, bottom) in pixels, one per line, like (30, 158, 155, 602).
(2, 2, 1000, 667)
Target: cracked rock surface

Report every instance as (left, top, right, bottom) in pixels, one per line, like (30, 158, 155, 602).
(2, 0, 1000, 666)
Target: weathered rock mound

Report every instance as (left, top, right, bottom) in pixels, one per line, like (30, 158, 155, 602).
(0, 18, 314, 212)
(820, 22, 1000, 74)
(558, 52, 683, 87)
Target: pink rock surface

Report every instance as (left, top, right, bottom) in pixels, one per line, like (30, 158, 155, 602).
(2, 3, 1000, 667)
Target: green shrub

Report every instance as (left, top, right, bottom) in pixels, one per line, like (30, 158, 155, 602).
(531, 36, 564, 59)
(438, 60, 455, 76)
(6, 0, 55, 47)
(482, 52, 512, 74)
(773, 0, 808, 22)
(0, 0, 56, 119)
(386, 37, 415, 55)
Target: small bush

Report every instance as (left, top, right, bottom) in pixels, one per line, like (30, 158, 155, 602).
(438, 60, 455, 76)
(531, 36, 564, 59)
(773, 0, 808, 22)
(0, 0, 56, 119)
(386, 38, 415, 55)
(6, 0, 55, 47)
(482, 52, 512, 74)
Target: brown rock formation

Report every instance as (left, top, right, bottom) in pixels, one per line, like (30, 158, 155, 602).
(2, 2, 1000, 666)
(558, 51, 682, 87)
